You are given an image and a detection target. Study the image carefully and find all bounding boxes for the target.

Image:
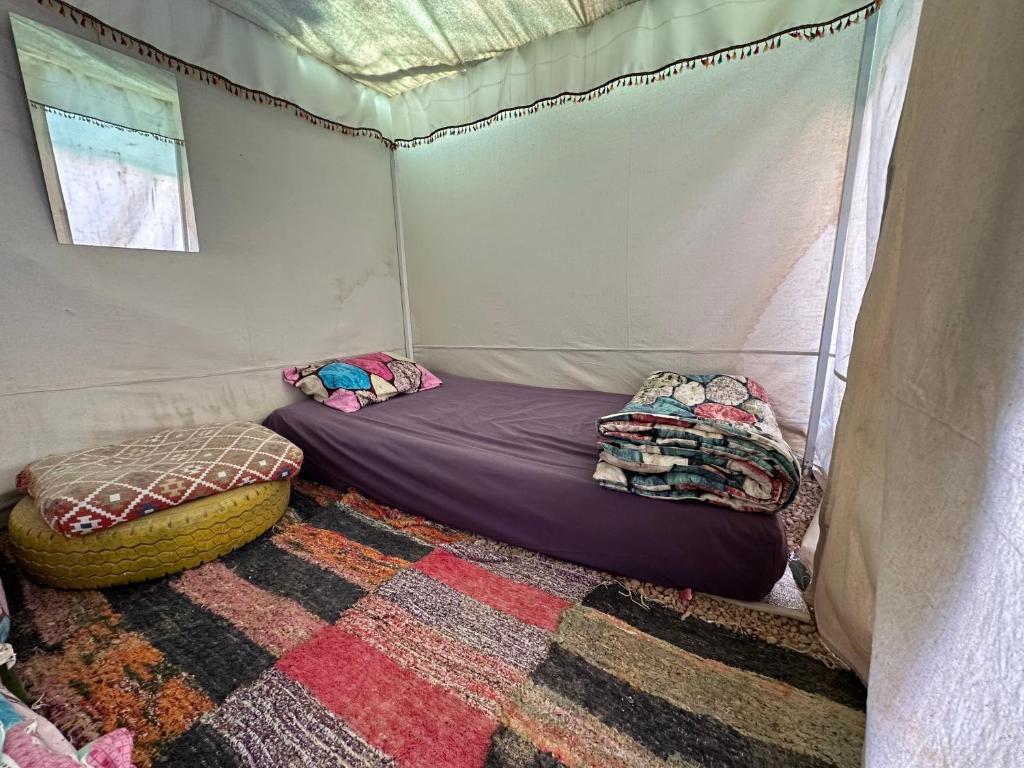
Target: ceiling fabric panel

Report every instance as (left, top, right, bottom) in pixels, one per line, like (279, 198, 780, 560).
(210, 0, 634, 96)
(210, 0, 639, 96)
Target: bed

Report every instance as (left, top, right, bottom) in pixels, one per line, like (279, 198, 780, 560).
(264, 373, 788, 600)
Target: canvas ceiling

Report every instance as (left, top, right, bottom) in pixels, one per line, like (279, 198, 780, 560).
(53, 0, 874, 144)
(209, 0, 638, 96)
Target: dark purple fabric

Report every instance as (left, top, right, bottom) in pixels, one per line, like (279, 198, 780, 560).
(264, 373, 788, 600)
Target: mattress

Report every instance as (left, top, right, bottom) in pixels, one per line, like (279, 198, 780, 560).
(264, 373, 788, 600)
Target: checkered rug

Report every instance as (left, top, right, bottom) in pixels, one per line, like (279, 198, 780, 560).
(2, 479, 865, 767)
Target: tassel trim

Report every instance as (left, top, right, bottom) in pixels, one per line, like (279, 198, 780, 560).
(395, 0, 882, 147)
(38, 0, 881, 151)
(34, 0, 395, 149)
(28, 101, 185, 145)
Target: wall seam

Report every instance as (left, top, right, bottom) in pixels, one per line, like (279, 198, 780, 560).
(0, 349, 410, 398)
(414, 344, 830, 356)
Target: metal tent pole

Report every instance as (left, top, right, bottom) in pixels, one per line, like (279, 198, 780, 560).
(390, 150, 415, 360)
(803, 11, 879, 471)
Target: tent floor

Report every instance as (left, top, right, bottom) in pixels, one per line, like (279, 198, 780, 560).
(1, 477, 864, 767)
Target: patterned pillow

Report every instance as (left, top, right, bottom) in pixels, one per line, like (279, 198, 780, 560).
(0, 697, 135, 768)
(283, 352, 442, 413)
(16, 422, 303, 536)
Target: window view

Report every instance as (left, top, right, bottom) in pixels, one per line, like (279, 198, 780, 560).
(11, 14, 198, 251)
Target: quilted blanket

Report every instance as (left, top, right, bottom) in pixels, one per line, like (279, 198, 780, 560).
(16, 422, 303, 536)
(595, 372, 800, 512)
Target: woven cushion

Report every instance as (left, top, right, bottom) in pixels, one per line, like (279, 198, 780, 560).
(283, 351, 442, 413)
(16, 422, 302, 536)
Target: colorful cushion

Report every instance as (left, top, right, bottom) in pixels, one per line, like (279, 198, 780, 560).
(3, 723, 134, 768)
(283, 352, 442, 413)
(0, 579, 9, 646)
(0, 683, 134, 768)
(16, 423, 302, 536)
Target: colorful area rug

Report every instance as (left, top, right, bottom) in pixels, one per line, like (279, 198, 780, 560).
(1, 479, 865, 767)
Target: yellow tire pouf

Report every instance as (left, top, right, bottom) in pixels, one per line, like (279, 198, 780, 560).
(8, 480, 290, 589)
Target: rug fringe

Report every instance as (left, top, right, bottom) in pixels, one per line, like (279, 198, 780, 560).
(273, 507, 302, 532)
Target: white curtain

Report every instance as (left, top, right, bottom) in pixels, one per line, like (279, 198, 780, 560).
(798, 0, 922, 569)
(813, 1, 1024, 763)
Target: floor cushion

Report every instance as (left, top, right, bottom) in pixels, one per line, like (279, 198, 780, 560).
(16, 422, 302, 536)
(8, 480, 290, 589)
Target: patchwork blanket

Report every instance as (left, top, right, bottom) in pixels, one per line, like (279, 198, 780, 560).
(595, 372, 800, 512)
(16, 422, 303, 536)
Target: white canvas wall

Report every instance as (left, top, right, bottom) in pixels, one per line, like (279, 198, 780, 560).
(0, 2, 405, 494)
(387, 0, 871, 140)
(397, 26, 865, 447)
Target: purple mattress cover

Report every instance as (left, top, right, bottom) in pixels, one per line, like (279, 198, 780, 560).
(264, 373, 787, 600)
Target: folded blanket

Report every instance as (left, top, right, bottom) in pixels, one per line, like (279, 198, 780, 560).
(595, 372, 800, 512)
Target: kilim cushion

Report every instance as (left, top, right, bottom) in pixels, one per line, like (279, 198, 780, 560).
(16, 422, 302, 536)
(283, 351, 442, 413)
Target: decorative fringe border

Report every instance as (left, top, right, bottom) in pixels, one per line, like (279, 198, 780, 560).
(39, 0, 880, 151)
(35, 0, 396, 149)
(28, 101, 185, 145)
(395, 0, 883, 147)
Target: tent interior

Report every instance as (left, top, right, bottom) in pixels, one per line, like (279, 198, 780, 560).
(0, 0, 1020, 766)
